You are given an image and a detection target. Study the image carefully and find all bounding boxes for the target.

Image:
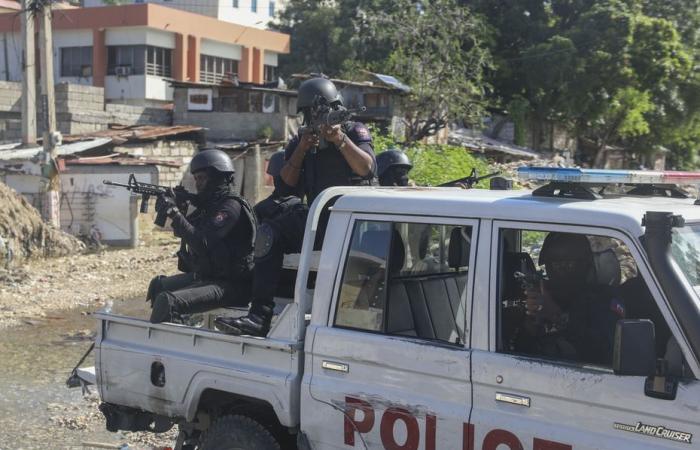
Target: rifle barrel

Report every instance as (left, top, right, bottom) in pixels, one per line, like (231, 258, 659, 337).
(103, 180, 130, 188)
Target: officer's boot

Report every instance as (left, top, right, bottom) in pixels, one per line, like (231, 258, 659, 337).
(215, 303, 274, 337)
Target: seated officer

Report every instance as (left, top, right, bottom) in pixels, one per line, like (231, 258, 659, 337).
(521, 232, 625, 365)
(254, 150, 302, 223)
(147, 150, 256, 323)
(215, 77, 377, 336)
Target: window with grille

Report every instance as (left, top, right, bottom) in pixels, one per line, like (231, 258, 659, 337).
(268, 0, 275, 16)
(60, 46, 92, 78)
(200, 54, 238, 84)
(146, 46, 173, 77)
(107, 45, 171, 77)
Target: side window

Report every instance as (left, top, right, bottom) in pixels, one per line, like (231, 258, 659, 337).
(498, 228, 672, 369)
(336, 221, 391, 332)
(335, 220, 472, 345)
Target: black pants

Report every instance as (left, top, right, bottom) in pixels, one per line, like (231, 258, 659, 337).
(148, 272, 251, 323)
(250, 205, 309, 315)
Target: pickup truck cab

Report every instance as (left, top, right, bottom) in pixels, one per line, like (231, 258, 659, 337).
(76, 167, 700, 449)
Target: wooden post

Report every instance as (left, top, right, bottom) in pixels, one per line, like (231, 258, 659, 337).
(38, 3, 60, 226)
(20, 0, 36, 147)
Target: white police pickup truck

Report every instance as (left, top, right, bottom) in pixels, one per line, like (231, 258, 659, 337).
(73, 167, 700, 449)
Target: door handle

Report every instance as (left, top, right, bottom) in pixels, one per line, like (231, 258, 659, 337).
(496, 392, 530, 407)
(322, 360, 349, 373)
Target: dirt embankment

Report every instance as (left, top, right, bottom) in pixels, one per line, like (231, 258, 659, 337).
(0, 239, 180, 327)
(0, 181, 85, 267)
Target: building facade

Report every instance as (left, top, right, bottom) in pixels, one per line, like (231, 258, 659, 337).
(0, 4, 289, 104)
(82, 0, 288, 30)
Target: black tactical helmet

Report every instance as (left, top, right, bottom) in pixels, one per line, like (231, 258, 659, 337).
(296, 77, 343, 112)
(377, 149, 413, 177)
(190, 149, 235, 175)
(539, 232, 593, 267)
(266, 150, 286, 178)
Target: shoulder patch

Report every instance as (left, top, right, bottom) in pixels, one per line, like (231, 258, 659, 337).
(212, 211, 229, 226)
(354, 123, 371, 141)
(610, 298, 625, 318)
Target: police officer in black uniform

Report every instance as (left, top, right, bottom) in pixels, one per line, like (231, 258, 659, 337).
(215, 77, 376, 336)
(254, 150, 302, 223)
(148, 149, 257, 323)
(377, 149, 413, 186)
(521, 232, 625, 365)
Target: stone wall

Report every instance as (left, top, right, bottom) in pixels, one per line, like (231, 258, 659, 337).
(114, 139, 198, 188)
(0, 82, 173, 142)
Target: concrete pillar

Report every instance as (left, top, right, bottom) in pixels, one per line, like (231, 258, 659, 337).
(252, 47, 263, 84)
(187, 35, 199, 82)
(239, 46, 253, 83)
(173, 33, 187, 81)
(92, 29, 106, 88)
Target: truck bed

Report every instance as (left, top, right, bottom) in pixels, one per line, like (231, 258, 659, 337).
(94, 312, 303, 427)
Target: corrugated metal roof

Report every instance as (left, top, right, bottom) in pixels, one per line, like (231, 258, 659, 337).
(0, 138, 112, 161)
(61, 125, 203, 143)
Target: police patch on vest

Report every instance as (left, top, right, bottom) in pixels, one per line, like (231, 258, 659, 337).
(613, 422, 692, 444)
(355, 124, 371, 141)
(213, 211, 228, 226)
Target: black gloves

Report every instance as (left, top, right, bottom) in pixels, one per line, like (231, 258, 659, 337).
(155, 194, 179, 218)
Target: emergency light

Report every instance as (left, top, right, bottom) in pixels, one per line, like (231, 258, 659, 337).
(517, 167, 700, 185)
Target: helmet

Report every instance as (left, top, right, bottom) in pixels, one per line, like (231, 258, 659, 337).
(296, 77, 342, 112)
(266, 150, 286, 178)
(539, 232, 593, 268)
(190, 149, 235, 175)
(376, 149, 413, 177)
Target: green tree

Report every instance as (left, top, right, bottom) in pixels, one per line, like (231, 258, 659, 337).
(363, 0, 492, 142)
(473, 0, 697, 167)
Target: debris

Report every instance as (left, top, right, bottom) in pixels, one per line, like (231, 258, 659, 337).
(0, 181, 85, 268)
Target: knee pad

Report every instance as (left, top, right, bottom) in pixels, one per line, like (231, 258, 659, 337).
(254, 222, 278, 260)
(150, 292, 175, 323)
(147, 275, 167, 303)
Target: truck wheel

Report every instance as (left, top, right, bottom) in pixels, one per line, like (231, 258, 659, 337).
(199, 414, 281, 450)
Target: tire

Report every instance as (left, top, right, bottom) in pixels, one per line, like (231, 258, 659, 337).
(199, 414, 281, 450)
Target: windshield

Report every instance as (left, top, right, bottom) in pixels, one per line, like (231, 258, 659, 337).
(671, 223, 700, 292)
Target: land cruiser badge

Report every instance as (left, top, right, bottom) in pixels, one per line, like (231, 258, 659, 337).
(614, 422, 692, 444)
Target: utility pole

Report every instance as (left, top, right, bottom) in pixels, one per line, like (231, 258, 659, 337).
(20, 0, 36, 147)
(38, 0, 60, 227)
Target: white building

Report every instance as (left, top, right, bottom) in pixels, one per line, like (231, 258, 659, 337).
(81, 0, 288, 29)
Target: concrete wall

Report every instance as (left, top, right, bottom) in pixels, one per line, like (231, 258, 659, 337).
(201, 38, 242, 60)
(1, 163, 157, 245)
(105, 27, 175, 48)
(175, 110, 289, 140)
(0, 81, 172, 142)
(116, 139, 198, 187)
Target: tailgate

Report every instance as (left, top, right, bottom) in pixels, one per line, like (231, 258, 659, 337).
(94, 313, 302, 427)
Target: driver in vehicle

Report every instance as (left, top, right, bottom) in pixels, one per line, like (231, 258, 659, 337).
(520, 232, 626, 365)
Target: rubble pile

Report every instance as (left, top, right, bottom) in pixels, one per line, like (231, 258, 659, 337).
(0, 181, 84, 267)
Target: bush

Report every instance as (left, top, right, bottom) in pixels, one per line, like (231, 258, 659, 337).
(372, 129, 494, 188)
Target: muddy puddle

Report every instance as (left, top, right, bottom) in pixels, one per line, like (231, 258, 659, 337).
(0, 298, 177, 449)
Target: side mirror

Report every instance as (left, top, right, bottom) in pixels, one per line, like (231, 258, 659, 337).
(613, 319, 656, 376)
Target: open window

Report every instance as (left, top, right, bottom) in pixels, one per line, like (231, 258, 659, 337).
(334, 219, 473, 346)
(497, 227, 674, 369)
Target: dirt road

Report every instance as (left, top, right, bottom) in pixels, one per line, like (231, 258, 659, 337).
(0, 236, 183, 448)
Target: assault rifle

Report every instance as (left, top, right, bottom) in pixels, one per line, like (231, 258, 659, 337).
(439, 168, 500, 188)
(103, 174, 195, 227)
(298, 105, 367, 136)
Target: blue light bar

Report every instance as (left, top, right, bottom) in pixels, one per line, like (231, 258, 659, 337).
(518, 167, 700, 185)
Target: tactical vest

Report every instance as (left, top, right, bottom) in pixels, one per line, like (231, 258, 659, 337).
(178, 193, 257, 280)
(302, 121, 374, 204)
